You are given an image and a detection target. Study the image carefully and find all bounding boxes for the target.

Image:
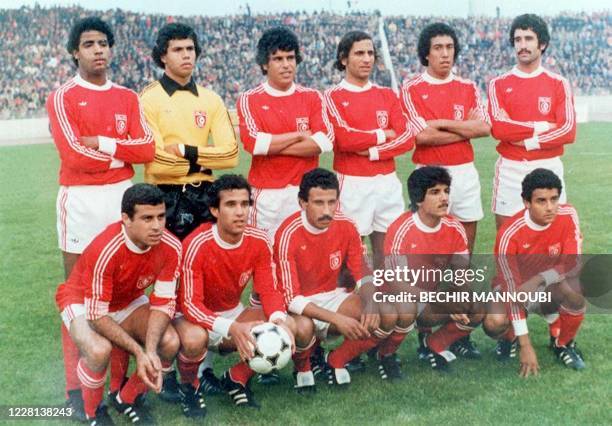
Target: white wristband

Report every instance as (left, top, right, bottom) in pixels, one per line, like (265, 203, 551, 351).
(375, 129, 386, 145)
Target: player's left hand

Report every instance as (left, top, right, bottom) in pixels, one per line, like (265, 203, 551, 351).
(272, 317, 296, 354)
(450, 313, 470, 325)
(146, 351, 163, 393)
(356, 150, 369, 156)
(79, 136, 99, 149)
(360, 312, 380, 333)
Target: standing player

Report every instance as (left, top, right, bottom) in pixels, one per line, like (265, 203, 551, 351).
(237, 26, 333, 239)
(141, 22, 238, 240)
(324, 31, 415, 270)
(484, 169, 585, 377)
(379, 166, 484, 374)
(400, 23, 490, 253)
(46, 17, 154, 419)
(276, 168, 397, 388)
(177, 175, 306, 409)
(139, 22, 238, 398)
(55, 184, 181, 425)
(488, 14, 576, 230)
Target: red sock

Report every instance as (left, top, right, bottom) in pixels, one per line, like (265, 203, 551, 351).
(77, 359, 106, 419)
(427, 322, 471, 354)
(378, 325, 413, 357)
(161, 359, 174, 373)
(228, 362, 255, 386)
(557, 309, 584, 347)
(503, 327, 515, 341)
(61, 325, 80, 397)
(109, 347, 129, 393)
(548, 316, 561, 339)
(292, 337, 316, 372)
(118, 372, 148, 404)
(178, 352, 206, 386)
(328, 329, 388, 369)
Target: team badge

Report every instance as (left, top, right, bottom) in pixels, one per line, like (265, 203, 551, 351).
(376, 110, 389, 128)
(296, 117, 310, 132)
(329, 250, 341, 270)
(194, 111, 207, 128)
(136, 274, 155, 289)
(548, 243, 561, 256)
(453, 104, 464, 120)
(239, 269, 253, 287)
(538, 97, 552, 114)
(115, 114, 127, 135)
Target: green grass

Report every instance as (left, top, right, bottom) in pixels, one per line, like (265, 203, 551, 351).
(0, 123, 610, 425)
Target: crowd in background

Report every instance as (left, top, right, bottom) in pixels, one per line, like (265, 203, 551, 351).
(0, 5, 609, 119)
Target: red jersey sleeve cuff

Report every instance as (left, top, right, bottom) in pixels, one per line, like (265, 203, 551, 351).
(524, 135, 541, 151)
(288, 296, 310, 315)
(253, 132, 272, 155)
(368, 146, 380, 161)
(540, 269, 562, 287)
(512, 319, 528, 336)
(375, 129, 386, 145)
(98, 136, 117, 155)
(269, 311, 288, 323)
(84, 298, 109, 321)
(213, 317, 233, 339)
(311, 131, 333, 153)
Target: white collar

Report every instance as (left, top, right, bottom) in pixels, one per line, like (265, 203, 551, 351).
(74, 73, 112, 91)
(339, 79, 372, 92)
(413, 211, 442, 233)
(212, 224, 243, 249)
(422, 71, 454, 85)
(511, 66, 544, 79)
(524, 209, 551, 231)
(301, 211, 328, 235)
(263, 81, 296, 97)
(122, 226, 151, 254)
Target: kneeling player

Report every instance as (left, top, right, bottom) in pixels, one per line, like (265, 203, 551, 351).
(484, 168, 585, 377)
(176, 175, 307, 409)
(55, 184, 181, 425)
(379, 167, 485, 373)
(276, 168, 397, 388)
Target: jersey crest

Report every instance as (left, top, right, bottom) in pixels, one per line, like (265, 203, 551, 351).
(296, 117, 310, 132)
(136, 274, 155, 289)
(194, 111, 207, 128)
(239, 269, 253, 287)
(548, 242, 561, 256)
(376, 110, 389, 128)
(453, 104, 464, 120)
(538, 97, 552, 114)
(329, 250, 341, 270)
(115, 114, 127, 135)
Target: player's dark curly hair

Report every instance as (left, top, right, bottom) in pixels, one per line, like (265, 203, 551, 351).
(121, 184, 165, 219)
(67, 17, 115, 67)
(334, 30, 378, 71)
(256, 27, 302, 75)
(152, 23, 201, 69)
(417, 23, 460, 66)
(207, 174, 253, 211)
(509, 14, 550, 54)
(521, 168, 562, 202)
(299, 168, 339, 202)
(408, 166, 452, 212)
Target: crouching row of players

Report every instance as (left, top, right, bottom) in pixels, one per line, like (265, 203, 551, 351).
(56, 166, 586, 425)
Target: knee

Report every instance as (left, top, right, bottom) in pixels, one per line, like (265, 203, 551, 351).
(85, 338, 112, 368)
(160, 325, 180, 358)
(180, 327, 208, 358)
(378, 306, 398, 332)
(292, 315, 315, 347)
(396, 312, 416, 329)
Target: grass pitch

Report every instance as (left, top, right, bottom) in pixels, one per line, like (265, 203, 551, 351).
(0, 123, 610, 425)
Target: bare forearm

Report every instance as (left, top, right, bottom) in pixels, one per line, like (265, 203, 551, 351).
(435, 119, 491, 139)
(90, 316, 143, 356)
(145, 310, 171, 354)
(277, 138, 322, 157)
(302, 302, 337, 325)
(416, 127, 465, 146)
(267, 132, 305, 155)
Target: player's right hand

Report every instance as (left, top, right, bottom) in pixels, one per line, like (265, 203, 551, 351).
(136, 352, 162, 392)
(518, 344, 539, 378)
(335, 314, 369, 340)
(229, 321, 261, 362)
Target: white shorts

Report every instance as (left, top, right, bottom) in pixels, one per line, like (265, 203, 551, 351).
(338, 172, 405, 235)
(417, 163, 483, 222)
(207, 303, 246, 350)
(249, 185, 300, 240)
(61, 295, 149, 330)
(57, 179, 132, 253)
(492, 157, 566, 217)
(305, 288, 352, 340)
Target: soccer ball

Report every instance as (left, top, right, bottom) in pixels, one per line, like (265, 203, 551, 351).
(248, 322, 292, 374)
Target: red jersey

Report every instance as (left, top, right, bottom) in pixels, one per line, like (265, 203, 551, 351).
(384, 211, 469, 290)
(237, 82, 333, 189)
(274, 211, 368, 314)
(494, 205, 582, 333)
(401, 72, 489, 165)
(178, 223, 286, 337)
(47, 75, 154, 186)
(55, 222, 181, 319)
(488, 66, 576, 161)
(324, 80, 415, 176)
